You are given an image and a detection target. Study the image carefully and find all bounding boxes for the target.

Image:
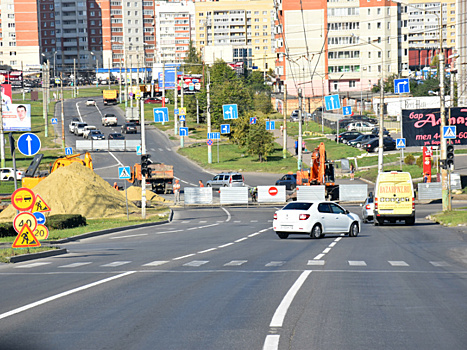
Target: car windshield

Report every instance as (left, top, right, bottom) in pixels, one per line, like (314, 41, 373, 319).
(283, 202, 313, 210)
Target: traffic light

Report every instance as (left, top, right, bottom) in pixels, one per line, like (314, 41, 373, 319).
(141, 154, 151, 176)
(446, 144, 455, 169)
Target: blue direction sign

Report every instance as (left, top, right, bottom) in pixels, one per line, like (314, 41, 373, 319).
(222, 104, 238, 120)
(51, 118, 58, 125)
(153, 107, 169, 123)
(208, 132, 220, 140)
(174, 108, 179, 115)
(266, 120, 275, 130)
(250, 117, 257, 125)
(33, 212, 46, 225)
(324, 94, 341, 111)
(118, 166, 131, 179)
(136, 145, 142, 155)
(394, 78, 410, 94)
(17, 133, 41, 156)
(396, 138, 406, 149)
(221, 124, 230, 134)
(65, 147, 73, 155)
(179, 127, 189, 136)
(343, 106, 352, 116)
(443, 126, 456, 139)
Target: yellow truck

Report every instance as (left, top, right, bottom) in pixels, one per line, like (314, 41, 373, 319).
(103, 90, 119, 105)
(374, 171, 415, 226)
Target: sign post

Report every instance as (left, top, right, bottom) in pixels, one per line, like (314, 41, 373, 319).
(118, 166, 131, 220)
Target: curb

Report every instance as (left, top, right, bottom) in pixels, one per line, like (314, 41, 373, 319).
(7, 248, 68, 263)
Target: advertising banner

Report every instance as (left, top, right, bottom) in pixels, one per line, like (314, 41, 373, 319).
(2, 103, 32, 132)
(0, 71, 23, 88)
(402, 108, 467, 147)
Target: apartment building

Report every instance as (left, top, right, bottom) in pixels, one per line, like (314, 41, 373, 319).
(457, 0, 466, 106)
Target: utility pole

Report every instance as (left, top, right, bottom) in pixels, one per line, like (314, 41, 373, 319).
(174, 69, 178, 137)
(283, 84, 287, 159)
(207, 70, 212, 164)
(0, 80, 4, 168)
(60, 72, 65, 149)
(140, 96, 146, 219)
(43, 62, 48, 138)
(180, 66, 184, 148)
(297, 88, 303, 170)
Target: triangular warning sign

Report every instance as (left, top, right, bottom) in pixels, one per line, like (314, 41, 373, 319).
(32, 194, 51, 213)
(397, 139, 405, 147)
(12, 224, 41, 248)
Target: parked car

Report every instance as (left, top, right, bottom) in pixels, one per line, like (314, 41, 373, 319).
(69, 120, 80, 133)
(363, 137, 396, 153)
(361, 194, 375, 223)
(273, 201, 361, 239)
(275, 173, 297, 190)
(82, 125, 97, 138)
(290, 110, 299, 122)
(108, 132, 125, 140)
(88, 130, 106, 140)
(121, 122, 138, 134)
(347, 121, 375, 132)
(371, 127, 390, 137)
(350, 115, 377, 124)
(0, 168, 23, 181)
(347, 134, 376, 148)
(337, 118, 355, 130)
(144, 97, 169, 104)
(85, 99, 96, 106)
(335, 131, 362, 144)
(74, 122, 88, 136)
(206, 172, 245, 189)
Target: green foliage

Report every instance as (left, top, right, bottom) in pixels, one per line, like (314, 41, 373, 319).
(416, 156, 423, 168)
(47, 214, 87, 230)
(183, 41, 204, 75)
(0, 223, 16, 238)
(404, 154, 416, 165)
(253, 91, 273, 114)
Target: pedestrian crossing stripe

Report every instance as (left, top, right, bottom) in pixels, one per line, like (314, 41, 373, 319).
(443, 126, 456, 139)
(118, 166, 131, 179)
(12, 224, 41, 248)
(32, 194, 51, 213)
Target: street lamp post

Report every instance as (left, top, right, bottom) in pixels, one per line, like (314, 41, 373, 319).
(90, 52, 98, 87)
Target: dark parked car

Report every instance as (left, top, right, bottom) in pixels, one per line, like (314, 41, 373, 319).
(88, 130, 105, 140)
(371, 127, 390, 137)
(335, 131, 362, 144)
(347, 134, 377, 148)
(275, 173, 297, 190)
(351, 115, 378, 124)
(108, 132, 125, 140)
(337, 118, 355, 130)
(121, 122, 137, 134)
(363, 137, 396, 153)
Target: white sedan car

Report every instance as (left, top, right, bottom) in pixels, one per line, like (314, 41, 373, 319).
(347, 121, 375, 132)
(85, 99, 96, 106)
(273, 201, 361, 239)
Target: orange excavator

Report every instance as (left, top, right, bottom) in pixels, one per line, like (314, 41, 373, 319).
(296, 142, 339, 200)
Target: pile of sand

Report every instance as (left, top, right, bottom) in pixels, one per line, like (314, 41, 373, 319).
(124, 186, 167, 203)
(0, 162, 140, 221)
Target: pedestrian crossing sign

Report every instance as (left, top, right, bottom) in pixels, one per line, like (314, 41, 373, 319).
(118, 166, 131, 179)
(396, 138, 406, 149)
(12, 224, 41, 248)
(443, 126, 456, 139)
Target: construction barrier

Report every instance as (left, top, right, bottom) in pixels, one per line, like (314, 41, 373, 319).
(220, 187, 249, 205)
(184, 187, 213, 205)
(257, 186, 286, 203)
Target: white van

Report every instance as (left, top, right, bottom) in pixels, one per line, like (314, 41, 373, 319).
(374, 171, 415, 226)
(83, 125, 97, 138)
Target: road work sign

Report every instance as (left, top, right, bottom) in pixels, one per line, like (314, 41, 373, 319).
(11, 187, 35, 211)
(32, 194, 51, 213)
(12, 224, 41, 248)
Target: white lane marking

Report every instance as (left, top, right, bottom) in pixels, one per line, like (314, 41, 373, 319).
(235, 237, 248, 242)
(183, 260, 209, 267)
(224, 260, 248, 266)
(314, 254, 325, 260)
(334, 237, 342, 242)
(248, 232, 261, 237)
(108, 152, 124, 167)
(216, 220, 224, 223)
(221, 207, 231, 222)
(173, 253, 195, 261)
(263, 335, 280, 350)
(218, 243, 234, 248)
(430, 261, 450, 267)
(187, 227, 198, 231)
(0, 271, 135, 320)
(199, 221, 207, 223)
(322, 248, 331, 254)
(166, 148, 172, 152)
(181, 221, 190, 223)
(158, 148, 164, 151)
(265, 261, 285, 267)
(14, 262, 51, 269)
(307, 260, 325, 266)
(328, 242, 337, 248)
(251, 220, 258, 223)
(388, 261, 409, 267)
(58, 262, 92, 268)
(101, 261, 131, 267)
(234, 220, 241, 223)
(269, 270, 312, 327)
(110, 233, 148, 239)
(142, 261, 169, 267)
(348, 261, 367, 266)
(199, 224, 219, 229)
(198, 248, 217, 254)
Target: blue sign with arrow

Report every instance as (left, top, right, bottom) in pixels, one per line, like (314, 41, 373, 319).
(221, 124, 230, 134)
(222, 104, 238, 120)
(33, 212, 46, 225)
(342, 106, 352, 116)
(179, 127, 189, 136)
(17, 133, 41, 156)
(208, 132, 220, 140)
(394, 78, 410, 94)
(266, 120, 275, 130)
(324, 94, 341, 111)
(65, 147, 73, 155)
(153, 107, 169, 123)
(250, 117, 257, 125)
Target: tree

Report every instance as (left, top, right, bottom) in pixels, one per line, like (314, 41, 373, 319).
(183, 41, 203, 75)
(245, 116, 275, 162)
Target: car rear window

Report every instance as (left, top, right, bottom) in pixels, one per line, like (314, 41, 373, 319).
(232, 175, 242, 181)
(283, 203, 313, 210)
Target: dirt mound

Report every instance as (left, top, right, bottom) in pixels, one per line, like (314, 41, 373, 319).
(0, 162, 140, 221)
(124, 186, 167, 202)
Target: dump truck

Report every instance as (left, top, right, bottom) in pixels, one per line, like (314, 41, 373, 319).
(296, 142, 339, 200)
(22, 153, 93, 189)
(103, 90, 119, 105)
(127, 162, 174, 194)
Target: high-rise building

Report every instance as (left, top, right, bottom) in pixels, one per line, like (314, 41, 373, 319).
(456, 0, 466, 106)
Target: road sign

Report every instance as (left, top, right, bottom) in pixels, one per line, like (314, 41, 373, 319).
(65, 147, 73, 155)
(174, 108, 179, 115)
(179, 127, 189, 136)
(32, 194, 51, 213)
(266, 120, 275, 130)
(179, 115, 186, 122)
(394, 78, 410, 94)
(33, 212, 46, 225)
(12, 224, 41, 248)
(11, 187, 35, 212)
(179, 107, 186, 116)
(208, 132, 220, 140)
(34, 224, 49, 241)
(51, 118, 58, 125)
(222, 104, 238, 120)
(153, 107, 169, 123)
(207, 139, 213, 146)
(136, 145, 142, 155)
(443, 126, 456, 139)
(118, 166, 131, 179)
(343, 106, 352, 116)
(221, 124, 230, 134)
(17, 133, 41, 156)
(14, 212, 38, 233)
(250, 117, 257, 125)
(324, 94, 341, 111)
(396, 138, 406, 149)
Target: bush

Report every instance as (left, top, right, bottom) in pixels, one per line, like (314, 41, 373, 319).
(416, 156, 423, 168)
(404, 154, 415, 165)
(0, 223, 17, 238)
(47, 214, 86, 230)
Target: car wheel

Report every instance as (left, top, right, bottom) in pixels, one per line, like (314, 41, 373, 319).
(277, 232, 289, 239)
(374, 217, 383, 226)
(206, 184, 211, 187)
(310, 224, 322, 239)
(405, 217, 415, 225)
(349, 222, 359, 237)
(362, 217, 367, 223)
(8, 177, 14, 181)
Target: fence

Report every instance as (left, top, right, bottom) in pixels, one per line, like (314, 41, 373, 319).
(76, 139, 141, 152)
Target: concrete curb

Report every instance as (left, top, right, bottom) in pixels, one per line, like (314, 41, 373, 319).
(7, 248, 68, 263)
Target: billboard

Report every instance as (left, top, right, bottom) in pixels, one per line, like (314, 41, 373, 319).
(2, 103, 31, 132)
(402, 108, 467, 147)
(0, 71, 23, 88)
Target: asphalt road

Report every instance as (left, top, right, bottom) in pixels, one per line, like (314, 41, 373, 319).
(0, 203, 466, 349)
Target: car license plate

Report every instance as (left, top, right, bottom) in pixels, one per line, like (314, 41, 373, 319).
(281, 225, 293, 230)
(379, 209, 393, 213)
